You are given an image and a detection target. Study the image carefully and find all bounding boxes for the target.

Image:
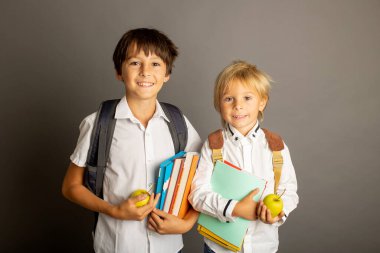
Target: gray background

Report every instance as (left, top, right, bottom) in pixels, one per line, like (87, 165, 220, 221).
(1, 0, 379, 252)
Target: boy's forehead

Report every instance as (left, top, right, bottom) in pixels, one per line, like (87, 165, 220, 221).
(226, 79, 253, 89)
(127, 43, 161, 59)
(127, 50, 159, 58)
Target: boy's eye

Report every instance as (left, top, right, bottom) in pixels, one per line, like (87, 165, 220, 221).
(244, 96, 252, 101)
(129, 61, 140, 66)
(223, 97, 233, 102)
(152, 62, 161, 67)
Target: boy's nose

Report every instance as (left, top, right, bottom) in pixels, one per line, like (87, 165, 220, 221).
(234, 101, 243, 110)
(139, 64, 151, 77)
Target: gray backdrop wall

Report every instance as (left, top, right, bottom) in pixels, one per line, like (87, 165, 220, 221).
(1, 0, 379, 252)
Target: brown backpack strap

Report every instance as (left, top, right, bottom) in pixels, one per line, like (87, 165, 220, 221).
(262, 128, 284, 151)
(262, 128, 284, 194)
(208, 129, 224, 164)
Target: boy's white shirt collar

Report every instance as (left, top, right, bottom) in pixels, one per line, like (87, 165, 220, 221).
(114, 96, 170, 122)
(226, 121, 262, 143)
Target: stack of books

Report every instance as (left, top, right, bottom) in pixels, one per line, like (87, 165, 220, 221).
(155, 151, 199, 218)
(197, 160, 267, 252)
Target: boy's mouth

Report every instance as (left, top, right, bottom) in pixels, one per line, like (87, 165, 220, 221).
(232, 115, 247, 119)
(137, 82, 154, 87)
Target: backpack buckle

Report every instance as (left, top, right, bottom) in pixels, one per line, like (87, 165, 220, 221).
(212, 149, 223, 164)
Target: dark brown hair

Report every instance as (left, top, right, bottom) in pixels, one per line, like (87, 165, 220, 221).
(113, 28, 178, 75)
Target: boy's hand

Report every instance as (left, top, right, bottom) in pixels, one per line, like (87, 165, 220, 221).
(112, 193, 160, 221)
(148, 208, 188, 234)
(257, 200, 285, 224)
(232, 188, 259, 220)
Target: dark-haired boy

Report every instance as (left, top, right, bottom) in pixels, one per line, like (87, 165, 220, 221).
(62, 28, 202, 253)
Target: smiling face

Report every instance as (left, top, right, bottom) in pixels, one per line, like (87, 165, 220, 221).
(220, 79, 268, 136)
(116, 48, 170, 103)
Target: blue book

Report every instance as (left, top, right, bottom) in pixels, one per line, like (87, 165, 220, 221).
(155, 151, 186, 209)
(159, 161, 174, 210)
(197, 160, 267, 251)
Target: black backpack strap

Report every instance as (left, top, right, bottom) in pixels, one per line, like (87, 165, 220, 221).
(160, 102, 188, 153)
(86, 99, 119, 197)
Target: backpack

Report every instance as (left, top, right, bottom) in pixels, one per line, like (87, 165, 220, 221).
(208, 128, 284, 193)
(84, 99, 188, 198)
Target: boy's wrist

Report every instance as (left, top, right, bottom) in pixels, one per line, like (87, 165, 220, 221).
(101, 202, 118, 218)
(232, 201, 241, 218)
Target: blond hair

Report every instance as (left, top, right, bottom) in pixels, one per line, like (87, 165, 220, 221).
(214, 60, 272, 126)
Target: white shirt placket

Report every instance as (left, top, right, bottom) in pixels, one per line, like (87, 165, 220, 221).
(241, 138, 253, 173)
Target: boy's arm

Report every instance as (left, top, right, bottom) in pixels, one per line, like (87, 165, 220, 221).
(231, 189, 260, 220)
(189, 140, 260, 221)
(274, 144, 298, 224)
(62, 162, 159, 221)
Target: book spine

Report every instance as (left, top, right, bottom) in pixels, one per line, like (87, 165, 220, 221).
(169, 159, 184, 214)
(163, 158, 182, 212)
(178, 155, 199, 218)
(172, 153, 195, 215)
(155, 166, 165, 209)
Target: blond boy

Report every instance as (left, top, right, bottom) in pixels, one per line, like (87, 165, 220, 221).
(189, 61, 298, 253)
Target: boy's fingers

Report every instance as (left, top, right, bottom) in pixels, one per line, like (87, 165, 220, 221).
(150, 211, 164, 225)
(257, 201, 263, 218)
(148, 223, 155, 231)
(152, 208, 168, 218)
(243, 188, 259, 201)
(266, 208, 272, 221)
(138, 201, 155, 217)
(148, 217, 158, 230)
(131, 194, 148, 203)
(137, 193, 156, 212)
(251, 188, 260, 196)
(248, 188, 260, 201)
(261, 205, 267, 221)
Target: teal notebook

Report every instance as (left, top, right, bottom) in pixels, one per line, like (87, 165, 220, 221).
(197, 160, 267, 248)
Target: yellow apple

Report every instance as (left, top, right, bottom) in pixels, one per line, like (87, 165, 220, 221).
(130, 189, 150, 207)
(263, 193, 283, 217)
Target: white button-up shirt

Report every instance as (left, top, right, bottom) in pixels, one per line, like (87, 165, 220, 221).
(70, 97, 202, 253)
(189, 123, 298, 253)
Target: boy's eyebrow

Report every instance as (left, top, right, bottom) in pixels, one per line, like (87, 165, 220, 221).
(126, 54, 164, 61)
(223, 91, 256, 95)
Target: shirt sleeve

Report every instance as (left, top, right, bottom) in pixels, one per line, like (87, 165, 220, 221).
(188, 139, 238, 223)
(272, 143, 299, 227)
(183, 116, 202, 153)
(69, 112, 97, 167)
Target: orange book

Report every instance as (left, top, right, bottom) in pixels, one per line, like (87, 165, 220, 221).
(169, 159, 185, 214)
(177, 154, 199, 218)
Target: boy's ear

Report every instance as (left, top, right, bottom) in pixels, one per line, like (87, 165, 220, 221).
(164, 74, 170, 83)
(115, 70, 123, 81)
(259, 95, 268, 111)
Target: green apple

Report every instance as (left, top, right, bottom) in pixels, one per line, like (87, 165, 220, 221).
(263, 193, 283, 217)
(130, 189, 150, 207)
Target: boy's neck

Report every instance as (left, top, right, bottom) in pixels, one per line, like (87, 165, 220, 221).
(126, 97, 156, 128)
